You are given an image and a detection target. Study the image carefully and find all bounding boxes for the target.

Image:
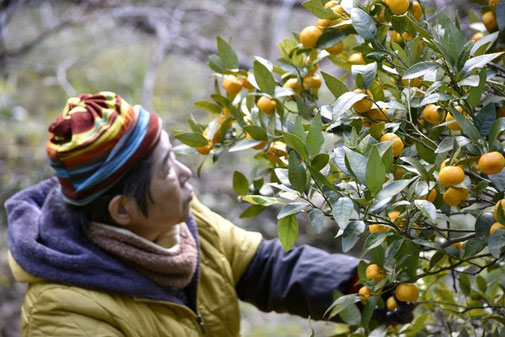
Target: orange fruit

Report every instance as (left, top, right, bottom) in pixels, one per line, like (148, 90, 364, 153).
(390, 30, 402, 42)
(420, 189, 437, 202)
(445, 106, 464, 130)
(387, 296, 398, 311)
(326, 41, 344, 55)
(366, 264, 385, 284)
(257, 96, 277, 115)
(353, 89, 374, 113)
(490, 0, 500, 10)
(394, 167, 403, 180)
(300, 26, 322, 48)
(441, 158, 463, 170)
(324, 0, 338, 8)
(478, 152, 505, 175)
(423, 104, 445, 124)
(348, 53, 365, 64)
(283, 78, 301, 93)
(482, 11, 498, 32)
(385, 0, 410, 15)
(369, 224, 391, 233)
(367, 108, 388, 121)
(359, 286, 372, 304)
(266, 141, 288, 163)
(380, 133, 404, 157)
(494, 199, 505, 221)
(452, 242, 463, 251)
(403, 77, 422, 87)
(472, 32, 485, 42)
(439, 166, 465, 186)
(388, 211, 401, 223)
(303, 74, 322, 90)
(443, 187, 469, 206)
(395, 283, 419, 302)
(241, 76, 254, 90)
(411, 1, 423, 20)
(490, 222, 505, 236)
(196, 143, 211, 155)
(497, 106, 505, 118)
(222, 75, 243, 96)
(316, 19, 329, 28)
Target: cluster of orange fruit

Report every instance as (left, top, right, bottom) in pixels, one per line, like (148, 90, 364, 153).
(358, 264, 419, 318)
(491, 199, 505, 236)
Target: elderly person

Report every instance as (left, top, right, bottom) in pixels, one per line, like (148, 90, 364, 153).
(6, 92, 361, 336)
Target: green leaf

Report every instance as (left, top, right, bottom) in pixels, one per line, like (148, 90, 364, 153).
(242, 195, 284, 206)
(450, 105, 481, 142)
(435, 136, 454, 153)
(308, 165, 337, 192)
(208, 54, 225, 73)
(307, 112, 324, 159)
(468, 68, 487, 108)
(282, 132, 310, 161)
(369, 80, 385, 102)
(376, 179, 412, 201)
(361, 296, 377, 326)
(253, 60, 276, 95)
(217, 36, 239, 69)
(293, 116, 306, 142)
(366, 145, 386, 194)
(316, 29, 346, 49)
(474, 103, 496, 136)
(459, 273, 471, 295)
(175, 132, 209, 147)
(243, 125, 268, 141)
(332, 91, 368, 115)
(194, 100, 221, 114)
(351, 8, 377, 41)
(311, 153, 329, 171)
(471, 31, 499, 56)
(278, 215, 299, 251)
(401, 156, 430, 182)
(308, 209, 324, 233)
(321, 71, 348, 99)
(476, 275, 487, 293)
(489, 118, 505, 148)
(325, 294, 360, 319)
(344, 147, 368, 185)
(463, 238, 487, 258)
(332, 197, 354, 230)
(277, 202, 307, 219)
(362, 232, 393, 254)
(489, 229, 505, 258)
(240, 204, 266, 218)
(414, 200, 437, 223)
(402, 61, 440, 80)
(342, 220, 365, 252)
(302, 0, 339, 19)
(351, 62, 377, 89)
(288, 151, 307, 193)
(233, 171, 249, 195)
(229, 139, 265, 152)
(462, 52, 505, 77)
(442, 17, 466, 67)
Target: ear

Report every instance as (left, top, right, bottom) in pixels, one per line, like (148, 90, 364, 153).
(108, 195, 136, 227)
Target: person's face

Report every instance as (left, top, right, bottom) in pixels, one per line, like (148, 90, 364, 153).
(128, 131, 193, 240)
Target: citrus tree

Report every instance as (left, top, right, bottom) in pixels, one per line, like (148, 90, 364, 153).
(177, 0, 505, 334)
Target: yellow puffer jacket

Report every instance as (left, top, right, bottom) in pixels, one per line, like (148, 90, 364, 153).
(8, 197, 263, 337)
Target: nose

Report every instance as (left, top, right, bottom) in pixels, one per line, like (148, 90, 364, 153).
(175, 159, 192, 186)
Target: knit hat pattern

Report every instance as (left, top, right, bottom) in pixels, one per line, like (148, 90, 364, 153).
(46, 91, 162, 205)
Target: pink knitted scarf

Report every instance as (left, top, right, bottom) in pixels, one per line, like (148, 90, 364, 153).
(85, 222, 197, 288)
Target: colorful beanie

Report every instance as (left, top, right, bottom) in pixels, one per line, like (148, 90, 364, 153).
(46, 91, 162, 205)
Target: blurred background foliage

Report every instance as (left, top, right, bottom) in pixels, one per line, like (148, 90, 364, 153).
(0, 0, 487, 336)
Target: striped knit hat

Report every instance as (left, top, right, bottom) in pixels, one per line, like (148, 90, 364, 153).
(47, 91, 162, 205)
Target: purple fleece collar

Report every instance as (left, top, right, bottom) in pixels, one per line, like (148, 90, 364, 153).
(5, 178, 200, 307)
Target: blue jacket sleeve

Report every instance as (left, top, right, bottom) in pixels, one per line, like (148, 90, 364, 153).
(235, 238, 360, 320)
